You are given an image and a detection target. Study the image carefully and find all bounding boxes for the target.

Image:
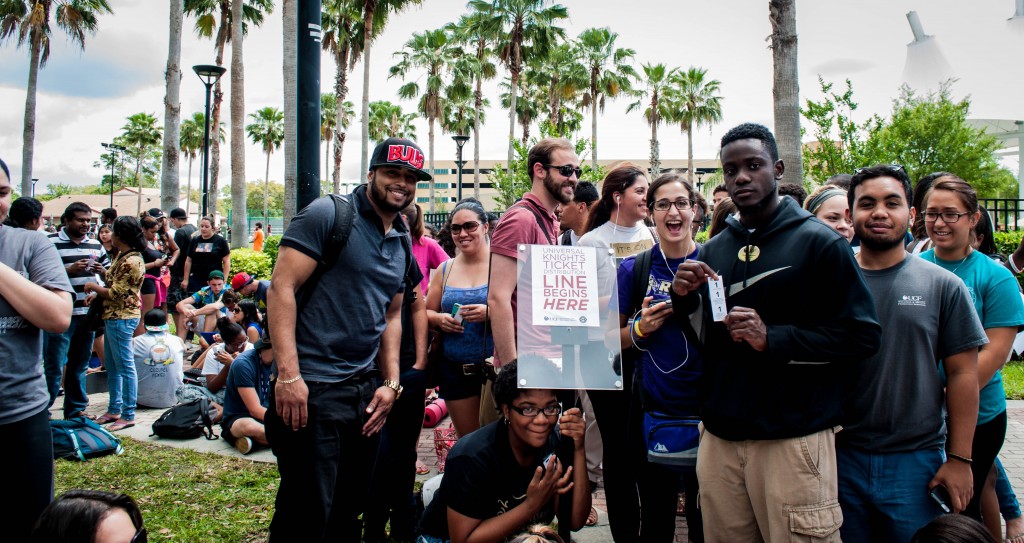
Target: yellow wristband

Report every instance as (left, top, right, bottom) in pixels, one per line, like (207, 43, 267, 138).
(633, 318, 647, 338)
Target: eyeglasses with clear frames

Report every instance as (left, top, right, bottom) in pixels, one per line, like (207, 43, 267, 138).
(652, 199, 691, 212)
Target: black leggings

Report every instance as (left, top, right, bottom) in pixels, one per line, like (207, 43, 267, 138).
(963, 410, 1007, 521)
(0, 408, 54, 541)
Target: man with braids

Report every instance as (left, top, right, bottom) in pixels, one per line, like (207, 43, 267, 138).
(670, 123, 881, 542)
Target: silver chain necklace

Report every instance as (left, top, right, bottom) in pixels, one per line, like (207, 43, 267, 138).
(932, 249, 972, 275)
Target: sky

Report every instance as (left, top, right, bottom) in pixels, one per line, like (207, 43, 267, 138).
(1, 0, 1023, 192)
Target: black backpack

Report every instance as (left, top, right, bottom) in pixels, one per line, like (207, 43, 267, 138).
(150, 398, 219, 440)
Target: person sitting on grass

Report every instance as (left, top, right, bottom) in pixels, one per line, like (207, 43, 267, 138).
(31, 490, 146, 543)
(133, 308, 185, 409)
(175, 317, 250, 417)
(221, 326, 274, 455)
(416, 360, 590, 543)
(175, 270, 229, 339)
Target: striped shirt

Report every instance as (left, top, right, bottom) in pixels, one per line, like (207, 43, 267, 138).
(48, 229, 106, 316)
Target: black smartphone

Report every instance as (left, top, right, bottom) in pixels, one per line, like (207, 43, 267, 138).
(929, 485, 952, 513)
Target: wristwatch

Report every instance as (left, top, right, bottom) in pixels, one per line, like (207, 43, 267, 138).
(382, 379, 403, 399)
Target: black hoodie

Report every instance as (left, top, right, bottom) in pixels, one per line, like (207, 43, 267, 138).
(673, 197, 881, 441)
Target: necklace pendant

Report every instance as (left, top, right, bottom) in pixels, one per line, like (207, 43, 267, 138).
(738, 245, 760, 262)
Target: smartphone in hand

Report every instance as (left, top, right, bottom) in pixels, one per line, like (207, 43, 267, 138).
(929, 485, 952, 513)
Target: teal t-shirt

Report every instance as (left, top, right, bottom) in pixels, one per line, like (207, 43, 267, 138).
(923, 249, 1024, 424)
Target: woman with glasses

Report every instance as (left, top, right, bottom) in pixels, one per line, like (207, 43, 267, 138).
(231, 299, 263, 344)
(804, 185, 853, 242)
(85, 216, 147, 432)
(615, 173, 706, 542)
(426, 200, 494, 437)
(920, 175, 1024, 538)
(31, 490, 147, 543)
(417, 360, 590, 543)
(579, 163, 654, 264)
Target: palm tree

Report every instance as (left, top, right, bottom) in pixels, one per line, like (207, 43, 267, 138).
(668, 67, 723, 184)
(322, 0, 367, 191)
(0, 0, 113, 196)
(368, 101, 417, 142)
(357, 0, 423, 180)
(184, 0, 273, 223)
(449, 9, 499, 199)
(246, 107, 284, 227)
(229, 0, 248, 248)
(120, 113, 164, 215)
(499, 75, 544, 147)
(525, 40, 586, 137)
(180, 113, 205, 217)
(161, 0, 183, 212)
(577, 27, 637, 169)
(627, 63, 677, 178)
(770, 0, 802, 183)
(282, 0, 296, 224)
(475, 0, 568, 168)
(389, 27, 472, 212)
(321, 92, 337, 190)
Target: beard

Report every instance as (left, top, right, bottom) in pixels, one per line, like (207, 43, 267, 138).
(543, 171, 574, 205)
(857, 228, 906, 252)
(368, 174, 413, 213)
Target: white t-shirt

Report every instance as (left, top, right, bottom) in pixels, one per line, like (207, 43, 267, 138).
(202, 341, 254, 378)
(132, 332, 185, 408)
(578, 221, 655, 266)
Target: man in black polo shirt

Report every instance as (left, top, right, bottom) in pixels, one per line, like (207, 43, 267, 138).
(266, 137, 426, 541)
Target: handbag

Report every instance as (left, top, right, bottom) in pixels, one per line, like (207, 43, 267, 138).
(643, 412, 701, 466)
(426, 260, 455, 387)
(82, 297, 105, 333)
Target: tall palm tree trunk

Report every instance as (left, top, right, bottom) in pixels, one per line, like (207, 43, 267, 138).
(473, 75, 482, 200)
(20, 32, 41, 196)
(283, 0, 298, 226)
(230, 0, 247, 249)
(186, 155, 194, 216)
(428, 117, 435, 211)
(335, 132, 347, 193)
(591, 82, 598, 171)
(161, 0, 183, 212)
(686, 120, 694, 184)
(135, 151, 144, 215)
(209, 2, 229, 222)
(507, 71, 518, 169)
(770, 0, 802, 184)
(324, 133, 331, 191)
(333, 41, 350, 194)
(359, 5, 376, 182)
(650, 120, 660, 178)
(264, 151, 271, 226)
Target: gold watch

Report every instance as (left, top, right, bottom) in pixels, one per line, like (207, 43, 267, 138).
(382, 379, 403, 399)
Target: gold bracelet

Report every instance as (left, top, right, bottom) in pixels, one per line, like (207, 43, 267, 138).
(278, 375, 302, 385)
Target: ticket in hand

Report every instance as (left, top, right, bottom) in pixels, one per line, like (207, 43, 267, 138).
(709, 278, 727, 322)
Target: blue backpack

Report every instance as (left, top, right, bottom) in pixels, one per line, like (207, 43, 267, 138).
(51, 417, 124, 461)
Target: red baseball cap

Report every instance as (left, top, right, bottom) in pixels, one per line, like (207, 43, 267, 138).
(231, 272, 254, 291)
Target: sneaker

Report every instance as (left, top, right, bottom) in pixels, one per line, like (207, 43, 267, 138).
(234, 436, 253, 455)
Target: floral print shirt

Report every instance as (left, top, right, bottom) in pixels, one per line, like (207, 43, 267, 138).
(102, 250, 145, 320)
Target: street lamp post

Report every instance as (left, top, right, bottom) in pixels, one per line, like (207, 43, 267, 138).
(452, 135, 469, 202)
(101, 142, 126, 208)
(31, 178, 38, 197)
(193, 64, 227, 218)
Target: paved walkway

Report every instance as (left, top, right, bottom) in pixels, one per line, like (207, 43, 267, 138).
(55, 394, 1024, 543)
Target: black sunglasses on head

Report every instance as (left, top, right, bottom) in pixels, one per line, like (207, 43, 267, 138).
(544, 164, 582, 178)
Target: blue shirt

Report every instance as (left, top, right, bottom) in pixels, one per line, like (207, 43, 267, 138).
(617, 244, 703, 416)
(222, 349, 273, 421)
(924, 249, 1024, 424)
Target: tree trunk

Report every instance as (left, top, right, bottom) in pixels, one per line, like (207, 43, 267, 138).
(428, 117, 435, 212)
(135, 152, 144, 215)
(770, 0, 802, 185)
(186, 155, 194, 217)
(335, 132, 347, 193)
(20, 30, 41, 197)
(650, 118, 660, 178)
(359, 3, 377, 182)
(161, 0, 183, 212)
(686, 120, 694, 184)
(473, 74, 482, 200)
(230, 0, 247, 249)
(591, 80, 598, 171)
(283, 0, 298, 226)
(333, 40, 350, 194)
(507, 70, 518, 170)
(264, 151, 271, 226)
(324, 133, 331, 192)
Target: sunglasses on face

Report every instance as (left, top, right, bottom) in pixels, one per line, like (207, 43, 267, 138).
(544, 164, 582, 179)
(230, 307, 242, 314)
(854, 164, 906, 175)
(450, 221, 481, 234)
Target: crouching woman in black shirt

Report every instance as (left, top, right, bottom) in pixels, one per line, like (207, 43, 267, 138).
(417, 360, 590, 543)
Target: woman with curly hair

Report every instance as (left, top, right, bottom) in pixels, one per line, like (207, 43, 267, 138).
(85, 216, 147, 431)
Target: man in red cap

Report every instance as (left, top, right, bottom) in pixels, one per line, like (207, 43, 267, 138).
(231, 272, 270, 316)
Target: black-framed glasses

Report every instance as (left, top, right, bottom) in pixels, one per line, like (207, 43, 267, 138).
(131, 527, 148, 543)
(230, 307, 242, 314)
(544, 164, 582, 179)
(652, 199, 691, 212)
(450, 221, 481, 234)
(923, 211, 971, 223)
(508, 403, 562, 418)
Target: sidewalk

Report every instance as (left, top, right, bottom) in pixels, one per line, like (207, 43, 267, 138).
(55, 395, 1024, 543)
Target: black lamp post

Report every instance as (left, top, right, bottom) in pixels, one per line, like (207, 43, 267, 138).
(193, 64, 226, 218)
(452, 135, 469, 202)
(31, 178, 38, 197)
(101, 142, 126, 208)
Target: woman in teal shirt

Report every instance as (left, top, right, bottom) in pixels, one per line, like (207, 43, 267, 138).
(921, 174, 1024, 535)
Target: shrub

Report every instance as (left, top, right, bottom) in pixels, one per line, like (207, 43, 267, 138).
(262, 235, 283, 270)
(230, 248, 273, 280)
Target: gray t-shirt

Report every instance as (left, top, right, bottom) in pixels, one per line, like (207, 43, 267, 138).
(839, 253, 987, 453)
(133, 332, 185, 408)
(279, 188, 409, 382)
(0, 226, 75, 424)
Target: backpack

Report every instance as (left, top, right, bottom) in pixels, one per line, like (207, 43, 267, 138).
(297, 189, 414, 311)
(150, 398, 219, 440)
(51, 417, 124, 461)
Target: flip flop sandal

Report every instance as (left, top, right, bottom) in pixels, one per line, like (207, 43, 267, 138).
(585, 507, 599, 527)
(416, 461, 431, 475)
(1006, 534, 1024, 543)
(108, 420, 135, 431)
(95, 414, 120, 425)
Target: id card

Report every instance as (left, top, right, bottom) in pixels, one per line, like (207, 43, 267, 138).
(709, 278, 727, 322)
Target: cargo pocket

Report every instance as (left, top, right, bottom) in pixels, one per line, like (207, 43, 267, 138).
(787, 500, 842, 542)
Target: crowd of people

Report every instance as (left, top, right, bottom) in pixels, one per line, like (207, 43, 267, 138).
(3, 122, 1024, 543)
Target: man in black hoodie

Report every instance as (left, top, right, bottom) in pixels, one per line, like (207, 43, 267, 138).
(670, 123, 881, 542)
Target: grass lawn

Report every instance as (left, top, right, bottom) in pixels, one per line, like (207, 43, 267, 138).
(1005, 360, 1024, 400)
(55, 437, 277, 542)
